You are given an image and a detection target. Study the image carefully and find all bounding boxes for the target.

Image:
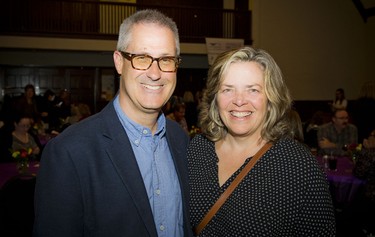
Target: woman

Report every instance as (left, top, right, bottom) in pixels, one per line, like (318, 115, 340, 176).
(188, 47, 335, 236)
(331, 88, 347, 111)
(12, 114, 40, 159)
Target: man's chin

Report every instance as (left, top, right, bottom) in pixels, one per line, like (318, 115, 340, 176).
(142, 105, 163, 113)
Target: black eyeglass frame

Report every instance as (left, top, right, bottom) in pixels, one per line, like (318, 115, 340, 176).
(119, 51, 181, 73)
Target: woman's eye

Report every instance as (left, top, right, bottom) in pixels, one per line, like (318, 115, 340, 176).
(248, 88, 259, 93)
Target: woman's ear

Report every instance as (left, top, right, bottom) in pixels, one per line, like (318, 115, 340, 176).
(113, 51, 123, 75)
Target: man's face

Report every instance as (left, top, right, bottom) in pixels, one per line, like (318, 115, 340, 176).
(114, 23, 177, 123)
(332, 110, 349, 130)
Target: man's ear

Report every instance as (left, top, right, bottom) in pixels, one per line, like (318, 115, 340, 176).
(113, 51, 123, 75)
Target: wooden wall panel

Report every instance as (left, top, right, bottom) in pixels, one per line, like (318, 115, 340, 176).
(3, 67, 35, 96)
(35, 68, 66, 94)
(67, 69, 96, 113)
(0, 67, 101, 114)
(0, 66, 210, 114)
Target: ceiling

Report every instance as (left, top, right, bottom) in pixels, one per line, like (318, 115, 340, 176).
(353, 0, 375, 22)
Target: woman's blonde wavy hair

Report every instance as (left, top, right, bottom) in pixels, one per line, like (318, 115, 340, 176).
(199, 46, 293, 142)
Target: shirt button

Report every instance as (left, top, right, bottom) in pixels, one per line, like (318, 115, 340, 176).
(143, 129, 148, 134)
(134, 139, 139, 145)
(155, 189, 161, 195)
(160, 225, 165, 231)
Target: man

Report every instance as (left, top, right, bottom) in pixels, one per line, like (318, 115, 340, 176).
(317, 109, 358, 155)
(34, 9, 192, 237)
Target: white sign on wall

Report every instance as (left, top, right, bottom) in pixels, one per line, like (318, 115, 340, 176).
(205, 38, 244, 65)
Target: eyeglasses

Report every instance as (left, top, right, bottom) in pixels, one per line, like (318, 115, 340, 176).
(119, 51, 181, 73)
(335, 116, 349, 120)
(18, 124, 31, 128)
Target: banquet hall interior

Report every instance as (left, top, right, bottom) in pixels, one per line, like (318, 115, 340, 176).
(1, 0, 375, 236)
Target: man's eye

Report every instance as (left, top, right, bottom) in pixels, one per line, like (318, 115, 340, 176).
(160, 58, 173, 64)
(135, 56, 149, 62)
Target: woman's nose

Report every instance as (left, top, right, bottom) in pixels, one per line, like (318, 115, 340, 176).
(233, 92, 247, 106)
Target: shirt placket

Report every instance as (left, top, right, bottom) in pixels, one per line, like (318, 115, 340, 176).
(151, 136, 167, 236)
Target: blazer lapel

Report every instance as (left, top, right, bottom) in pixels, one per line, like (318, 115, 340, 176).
(165, 121, 192, 236)
(100, 103, 158, 237)
(166, 121, 189, 194)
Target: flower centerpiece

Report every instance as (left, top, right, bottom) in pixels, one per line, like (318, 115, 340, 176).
(344, 143, 362, 163)
(189, 126, 201, 139)
(32, 120, 46, 135)
(11, 148, 32, 174)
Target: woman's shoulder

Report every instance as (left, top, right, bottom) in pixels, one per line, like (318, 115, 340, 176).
(188, 134, 217, 165)
(269, 139, 323, 177)
(190, 133, 210, 143)
(272, 138, 314, 161)
(189, 134, 213, 151)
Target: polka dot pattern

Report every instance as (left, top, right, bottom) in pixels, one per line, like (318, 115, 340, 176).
(188, 135, 336, 236)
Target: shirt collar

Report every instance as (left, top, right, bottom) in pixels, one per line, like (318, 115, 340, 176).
(113, 95, 166, 146)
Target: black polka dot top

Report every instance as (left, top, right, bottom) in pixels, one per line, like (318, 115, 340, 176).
(188, 134, 336, 237)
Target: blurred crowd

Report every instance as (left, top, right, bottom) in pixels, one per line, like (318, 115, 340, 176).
(0, 84, 91, 162)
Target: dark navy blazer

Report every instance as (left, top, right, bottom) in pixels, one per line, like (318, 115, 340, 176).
(33, 101, 193, 237)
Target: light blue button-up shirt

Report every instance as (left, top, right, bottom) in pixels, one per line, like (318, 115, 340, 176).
(114, 96, 183, 237)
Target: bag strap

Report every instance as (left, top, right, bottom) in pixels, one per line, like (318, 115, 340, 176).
(193, 142, 272, 236)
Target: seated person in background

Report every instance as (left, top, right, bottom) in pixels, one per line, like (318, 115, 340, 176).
(288, 109, 305, 143)
(351, 81, 375, 143)
(37, 89, 57, 125)
(317, 109, 358, 155)
(167, 102, 189, 134)
(362, 128, 375, 148)
(11, 114, 41, 160)
(65, 103, 91, 125)
(54, 89, 71, 124)
(163, 95, 182, 115)
(352, 129, 375, 236)
(304, 110, 326, 149)
(183, 90, 198, 129)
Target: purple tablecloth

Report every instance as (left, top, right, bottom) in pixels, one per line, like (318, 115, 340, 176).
(317, 156, 366, 206)
(0, 161, 39, 188)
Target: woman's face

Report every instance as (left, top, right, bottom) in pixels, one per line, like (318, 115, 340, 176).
(217, 61, 268, 138)
(25, 88, 34, 99)
(336, 90, 343, 99)
(15, 118, 32, 133)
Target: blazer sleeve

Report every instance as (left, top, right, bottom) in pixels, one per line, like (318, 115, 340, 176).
(34, 137, 84, 236)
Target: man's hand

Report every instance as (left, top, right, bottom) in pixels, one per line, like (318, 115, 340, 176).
(319, 137, 337, 149)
